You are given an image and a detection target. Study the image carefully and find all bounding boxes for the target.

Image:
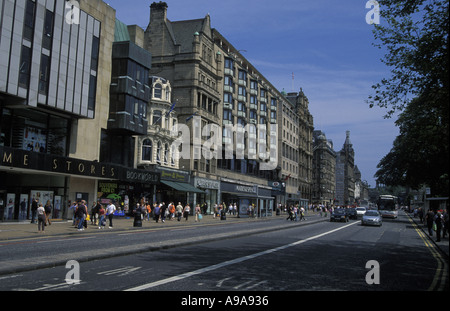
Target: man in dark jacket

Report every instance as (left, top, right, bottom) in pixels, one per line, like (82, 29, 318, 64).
(30, 198, 38, 224)
(425, 209, 435, 236)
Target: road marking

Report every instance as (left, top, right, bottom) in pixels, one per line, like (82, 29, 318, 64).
(24, 281, 81, 291)
(97, 266, 142, 276)
(124, 221, 358, 291)
(406, 214, 448, 291)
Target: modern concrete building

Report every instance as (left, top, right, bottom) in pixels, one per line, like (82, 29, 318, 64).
(0, 0, 162, 221)
(0, 0, 117, 220)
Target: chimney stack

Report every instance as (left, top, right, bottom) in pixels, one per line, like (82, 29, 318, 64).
(150, 1, 168, 22)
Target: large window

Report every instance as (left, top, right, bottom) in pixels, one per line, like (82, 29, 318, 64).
(156, 141, 162, 164)
(91, 36, 100, 71)
(153, 110, 162, 125)
(23, 0, 36, 41)
(0, 108, 69, 156)
(42, 9, 54, 50)
(19, 46, 32, 88)
(39, 54, 50, 95)
(153, 83, 162, 99)
(142, 139, 153, 161)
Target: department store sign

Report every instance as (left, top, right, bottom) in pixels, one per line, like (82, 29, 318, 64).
(0, 146, 158, 183)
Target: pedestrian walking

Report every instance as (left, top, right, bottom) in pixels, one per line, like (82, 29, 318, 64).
(418, 207, 424, 223)
(91, 201, 100, 225)
(176, 202, 183, 221)
(443, 209, 448, 239)
(98, 204, 106, 229)
(195, 204, 201, 222)
(146, 202, 152, 221)
(434, 211, 443, 242)
(425, 209, 435, 236)
(106, 201, 116, 228)
(44, 200, 52, 226)
(153, 203, 161, 223)
(75, 201, 87, 231)
(169, 202, 175, 220)
(30, 198, 38, 224)
(160, 202, 167, 223)
(299, 207, 306, 221)
(183, 203, 191, 221)
(37, 203, 46, 233)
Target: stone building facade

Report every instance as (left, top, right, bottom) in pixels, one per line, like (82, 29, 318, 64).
(312, 130, 336, 206)
(142, 2, 314, 212)
(335, 131, 355, 205)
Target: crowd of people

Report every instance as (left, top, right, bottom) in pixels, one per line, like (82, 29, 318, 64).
(66, 199, 217, 231)
(413, 207, 449, 242)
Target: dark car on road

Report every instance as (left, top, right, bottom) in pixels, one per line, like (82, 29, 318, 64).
(347, 208, 357, 220)
(330, 209, 349, 222)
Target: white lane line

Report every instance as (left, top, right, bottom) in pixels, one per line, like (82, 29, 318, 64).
(125, 221, 358, 291)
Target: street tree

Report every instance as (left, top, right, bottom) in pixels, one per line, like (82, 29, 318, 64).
(369, 0, 448, 195)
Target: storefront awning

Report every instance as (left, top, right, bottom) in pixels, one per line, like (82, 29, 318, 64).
(161, 180, 205, 193)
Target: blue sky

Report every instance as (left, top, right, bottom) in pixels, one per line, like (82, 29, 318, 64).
(105, 0, 399, 187)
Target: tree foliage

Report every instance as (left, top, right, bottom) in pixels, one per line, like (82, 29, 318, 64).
(368, 0, 449, 117)
(370, 0, 448, 195)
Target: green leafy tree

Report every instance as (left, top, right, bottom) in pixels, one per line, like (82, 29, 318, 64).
(369, 0, 448, 195)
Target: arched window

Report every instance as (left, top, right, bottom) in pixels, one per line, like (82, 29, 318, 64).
(154, 83, 162, 99)
(142, 139, 153, 161)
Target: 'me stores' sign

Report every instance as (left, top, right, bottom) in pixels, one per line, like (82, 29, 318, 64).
(1, 146, 159, 184)
(1, 146, 117, 179)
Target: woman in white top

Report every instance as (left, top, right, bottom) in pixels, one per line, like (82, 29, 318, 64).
(37, 203, 46, 232)
(183, 204, 190, 221)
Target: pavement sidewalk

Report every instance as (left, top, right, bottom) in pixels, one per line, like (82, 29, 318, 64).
(406, 212, 449, 258)
(0, 212, 325, 242)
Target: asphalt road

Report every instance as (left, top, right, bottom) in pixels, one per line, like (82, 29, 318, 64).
(0, 211, 447, 294)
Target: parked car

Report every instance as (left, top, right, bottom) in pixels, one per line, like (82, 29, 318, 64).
(356, 207, 367, 217)
(330, 209, 349, 222)
(361, 210, 382, 226)
(347, 208, 358, 220)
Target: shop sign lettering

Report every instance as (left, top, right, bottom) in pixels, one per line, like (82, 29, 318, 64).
(235, 185, 257, 193)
